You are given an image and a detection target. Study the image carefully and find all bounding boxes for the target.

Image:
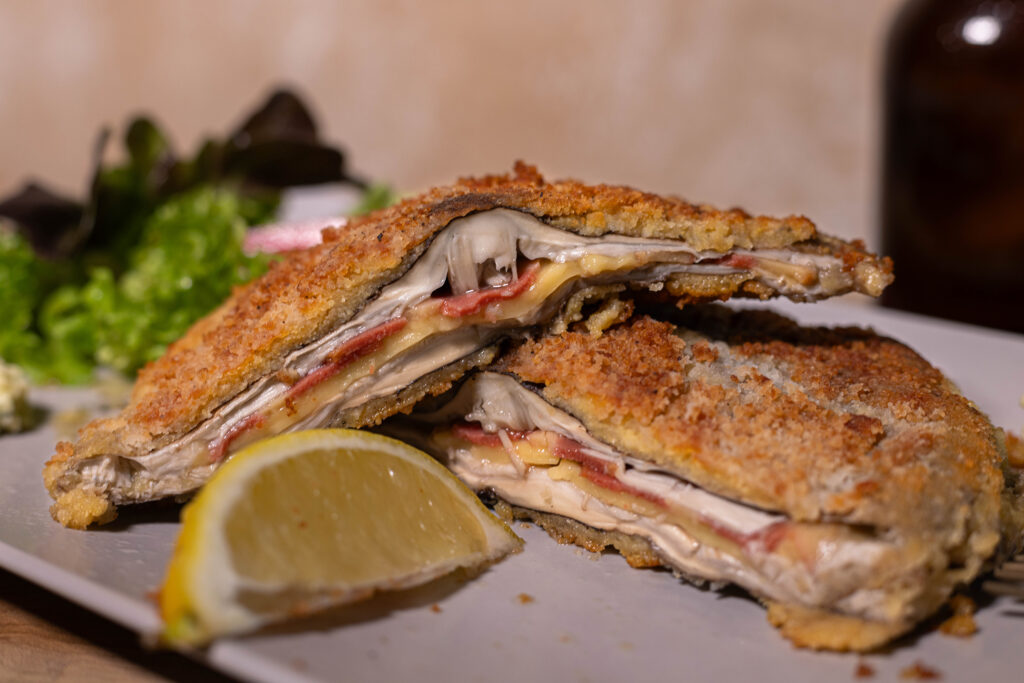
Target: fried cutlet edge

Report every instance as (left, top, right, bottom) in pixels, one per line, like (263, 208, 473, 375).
(491, 310, 1004, 538)
(492, 499, 911, 652)
(44, 162, 889, 524)
(475, 307, 1014, 649)
(998, 431, 1024, 560)
(45, 346, 498, 529)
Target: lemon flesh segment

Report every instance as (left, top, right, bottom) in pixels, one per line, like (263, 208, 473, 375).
(159, 429, 522, 646)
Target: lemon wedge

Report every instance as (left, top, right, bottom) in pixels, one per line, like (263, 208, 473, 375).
(159, 429, 521, 645)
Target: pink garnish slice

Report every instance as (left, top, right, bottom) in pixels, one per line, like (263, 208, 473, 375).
(243, 217, 345, 255)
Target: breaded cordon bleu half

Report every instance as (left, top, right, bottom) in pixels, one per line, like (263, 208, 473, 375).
(408, 304, 1024, 651)
(44, 163, 892, 529)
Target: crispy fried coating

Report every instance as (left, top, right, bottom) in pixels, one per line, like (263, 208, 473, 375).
(764, 602, 910, 652)
(998, 431, 1024, 560)
(75, 164, 883, 454)
(45, 163, 889, 526)
(491, 306, 1011, 649)
(496, 307, 1002, 539)
(491, 499, 663, 569)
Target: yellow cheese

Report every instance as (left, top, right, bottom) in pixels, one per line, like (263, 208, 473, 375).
(216, 257, 645, 458)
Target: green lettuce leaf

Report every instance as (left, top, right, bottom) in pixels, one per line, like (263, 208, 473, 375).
(63, 188, 275, 378)
(2, 188, 275, 383)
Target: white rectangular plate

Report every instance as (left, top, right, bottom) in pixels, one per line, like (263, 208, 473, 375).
(2, 299, 1023, 682)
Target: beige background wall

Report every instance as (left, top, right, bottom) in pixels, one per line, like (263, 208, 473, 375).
(0, 0, 903, 246)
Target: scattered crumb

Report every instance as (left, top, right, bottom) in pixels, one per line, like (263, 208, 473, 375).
(430, 604, 442, 614)
(516, 593, 535, 605)
(290, 658, 309, 672)
(951, 593, 976, 615)
(939, 615, 978, 638)
(572, 547, 600, 562)
(519, 522, 532, 529)
(558, 633, 573, 644)
(939, 594, 977, 637)
(1006, 430, 1024, 468)
(900, 661, 942, 679)
(275, 368, 301, 385)
(619, 641, 634, 652)
(855, 661, 875, 678)
(144, 588, 161, 606)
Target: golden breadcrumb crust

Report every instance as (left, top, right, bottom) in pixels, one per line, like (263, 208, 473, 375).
(489, 306, 1011, 651)
(495, 308, 1003, 540)
(44, 443, 117, 529)
(764, 602, 909, 652)
(62, 164, 880, 455)
(45, 163, 889, 526)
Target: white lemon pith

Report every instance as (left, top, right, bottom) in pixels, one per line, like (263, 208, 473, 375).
(159, 429, 522, 645)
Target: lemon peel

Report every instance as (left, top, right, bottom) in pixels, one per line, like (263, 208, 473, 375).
(159, 429, 521, 645)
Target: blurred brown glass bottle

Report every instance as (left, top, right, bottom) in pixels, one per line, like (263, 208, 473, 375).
(881, 0, 1024, 333)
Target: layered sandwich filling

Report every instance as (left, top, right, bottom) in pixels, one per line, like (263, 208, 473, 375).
(67, 209, 881, 502)
(424, 372, 932, 624)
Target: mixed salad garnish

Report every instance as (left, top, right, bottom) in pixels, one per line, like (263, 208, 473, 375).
(0, 89, 393, 383)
